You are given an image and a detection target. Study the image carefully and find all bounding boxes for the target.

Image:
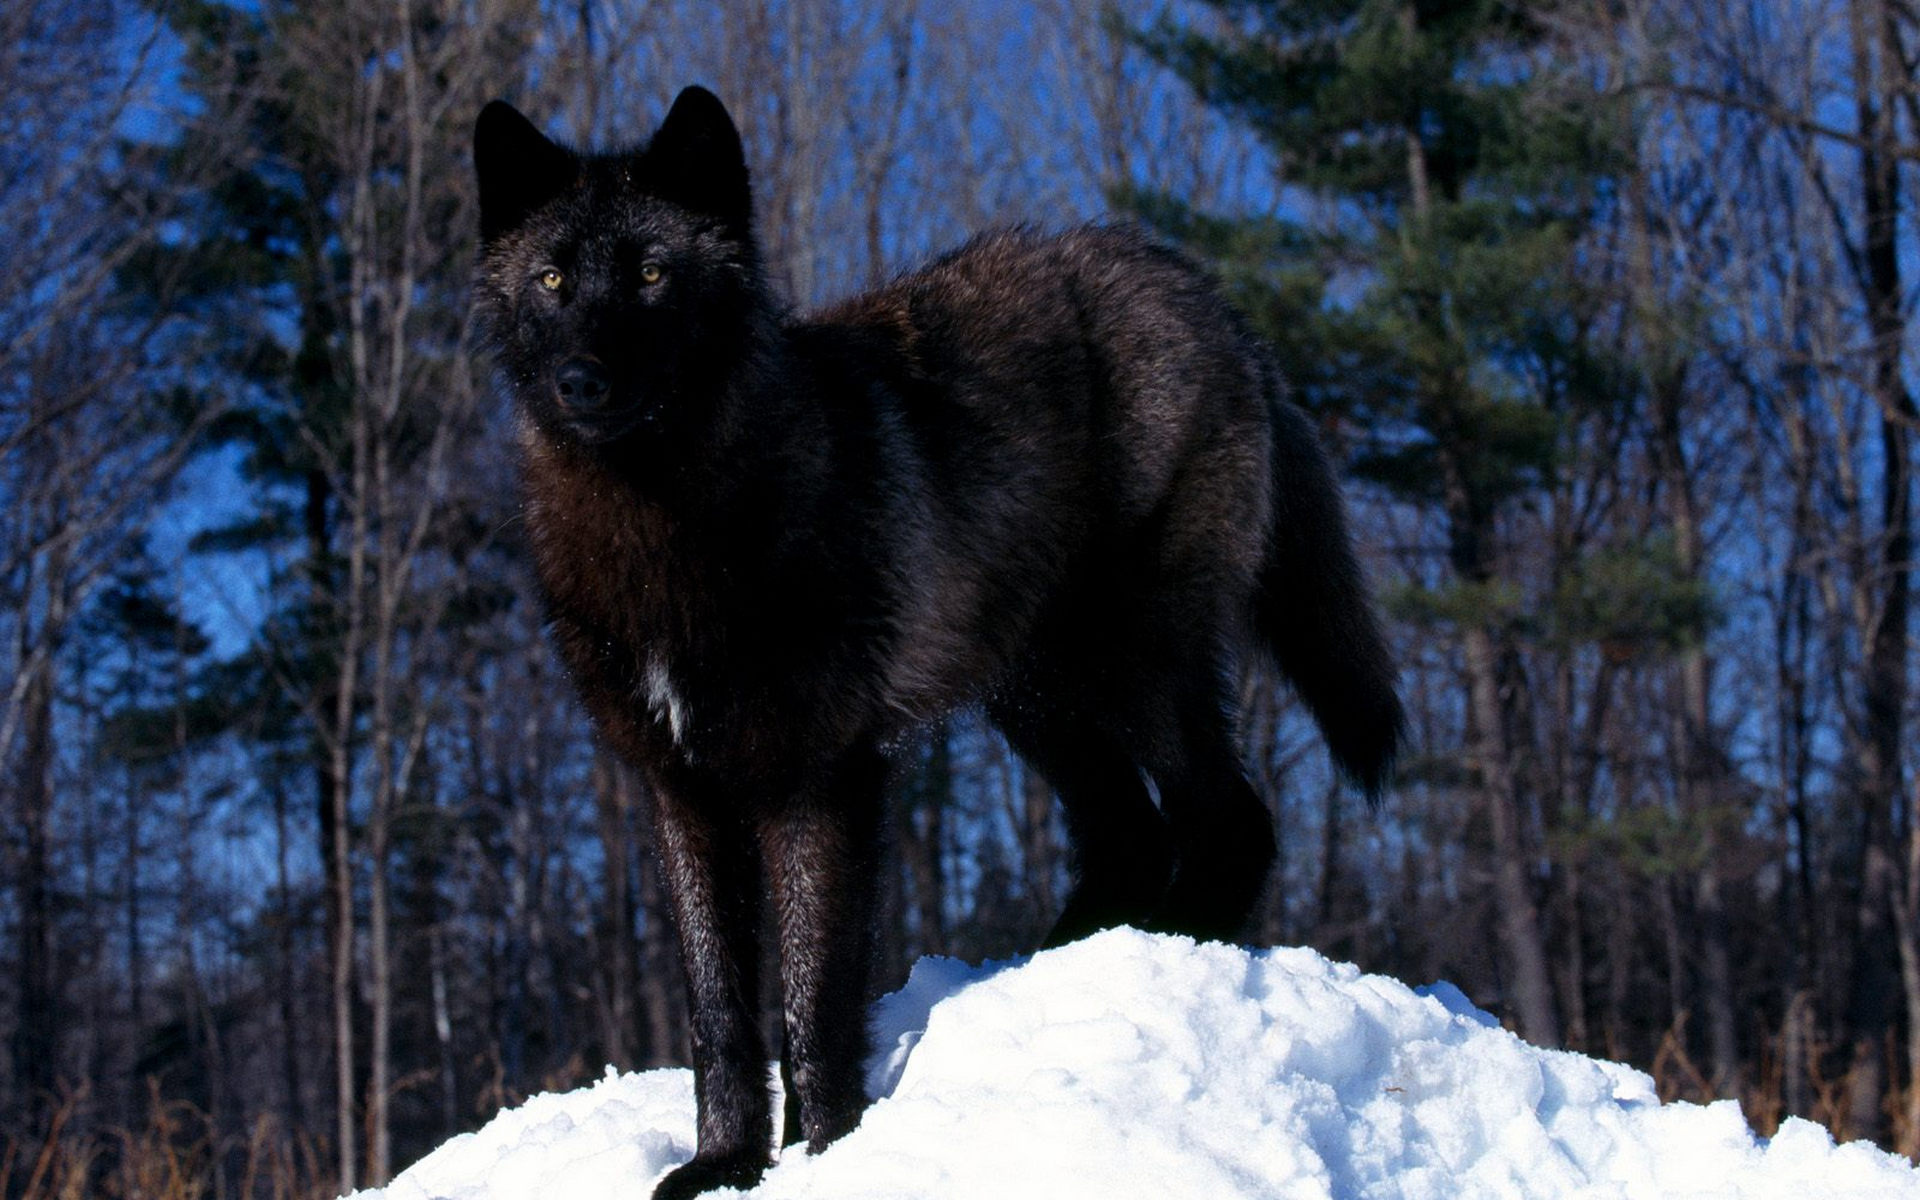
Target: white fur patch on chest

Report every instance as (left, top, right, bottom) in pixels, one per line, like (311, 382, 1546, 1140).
(644, 651, 690, 745)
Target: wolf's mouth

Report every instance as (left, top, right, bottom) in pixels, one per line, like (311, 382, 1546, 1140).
(559, 402, 657, 445)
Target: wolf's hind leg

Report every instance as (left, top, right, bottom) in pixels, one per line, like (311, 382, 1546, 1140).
(1139, 694, 1278, 943)
(991, 703, 1175, 948)
(763, 744, 886, 1153)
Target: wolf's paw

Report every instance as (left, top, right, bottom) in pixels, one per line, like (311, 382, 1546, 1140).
(651, 1152, 770, 1200)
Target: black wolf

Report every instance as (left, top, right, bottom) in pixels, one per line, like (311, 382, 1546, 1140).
(472, 87, 1402, 1199)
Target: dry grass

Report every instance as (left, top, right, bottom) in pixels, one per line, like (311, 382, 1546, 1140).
(2, 1084, 334, 1200)
(1648, 1013, 1901, 1153)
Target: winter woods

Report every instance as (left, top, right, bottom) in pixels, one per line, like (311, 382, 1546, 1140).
(0, 0, 1916, 1193)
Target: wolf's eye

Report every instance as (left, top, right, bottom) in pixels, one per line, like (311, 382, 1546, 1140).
(537, 268, 564, 292)
(639, 262, 664, 286)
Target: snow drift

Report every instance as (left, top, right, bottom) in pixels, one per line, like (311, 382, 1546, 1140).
(354, 928, 1920, 1199)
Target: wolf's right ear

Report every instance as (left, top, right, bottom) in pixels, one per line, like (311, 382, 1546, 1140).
(474, 101, 578, 242)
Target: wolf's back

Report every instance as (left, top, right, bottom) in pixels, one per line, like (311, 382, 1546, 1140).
(1257, 398, 1404, 800)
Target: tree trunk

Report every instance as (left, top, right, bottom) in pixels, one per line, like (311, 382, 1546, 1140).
(1559, 861, 1590, 1054)
(1658, 875, 1687, 1045)
(1843, 0, 1912, 1143)
(1316, 781, 1343, 935)
(367, 781, 392, 1186)
(9, 504, 73, 1129)
(328, 733, 357, 1190)
(908, 733, 953, 958)
(1463, 619, 1560, 1047)
(592, 750, 640, 1069)
(1662, 401, 1742, 1095)
(1015, 738, 1052, 944)
(305, 457, 359, 1188)
(1439, 416, 1556, 1046)
(12, 634, 58, 1132)
(1774, 383, 1820, 1121)
(273, 779, 305, 1131)
(126, 773, 147, 1115)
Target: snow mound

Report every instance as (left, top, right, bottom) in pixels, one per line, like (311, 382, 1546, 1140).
(356, 928, 1920, 1199)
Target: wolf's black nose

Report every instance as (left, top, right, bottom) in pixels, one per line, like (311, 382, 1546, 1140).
(555, 358, 610, 410)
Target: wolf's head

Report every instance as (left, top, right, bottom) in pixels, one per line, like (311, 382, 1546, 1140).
(472, 87, 768, 449)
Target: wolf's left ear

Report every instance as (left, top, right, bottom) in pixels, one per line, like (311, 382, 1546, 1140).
(474, 100, 578, 242)
(644, 86, 751, 235)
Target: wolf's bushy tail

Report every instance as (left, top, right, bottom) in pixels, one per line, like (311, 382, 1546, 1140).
(1256, 399, 1405, 802)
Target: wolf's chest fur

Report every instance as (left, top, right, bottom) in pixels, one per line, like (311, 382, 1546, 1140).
(520, 421, 890, 775)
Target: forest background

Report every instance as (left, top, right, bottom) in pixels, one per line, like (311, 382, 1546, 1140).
(3, 0, 1917, 1194)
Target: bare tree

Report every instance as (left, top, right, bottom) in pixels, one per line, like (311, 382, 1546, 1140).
(271, 0, 538, 1182)
(0, 0, 216, 1131)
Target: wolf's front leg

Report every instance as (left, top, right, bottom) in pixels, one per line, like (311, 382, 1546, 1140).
(649, 779, 773, 1200)
(763, 744, 886, 1152)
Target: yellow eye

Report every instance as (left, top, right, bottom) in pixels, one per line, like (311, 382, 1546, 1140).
(639, 262, 664, 285)
(538, 268, 564, 291)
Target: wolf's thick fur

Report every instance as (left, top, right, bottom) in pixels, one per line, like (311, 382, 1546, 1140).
(473, 87, 1402, 1199)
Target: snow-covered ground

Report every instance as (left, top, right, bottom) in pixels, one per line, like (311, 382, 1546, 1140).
(354, 928, 1920, 1199)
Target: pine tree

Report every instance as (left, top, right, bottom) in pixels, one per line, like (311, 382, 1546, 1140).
(1134, 0, 1640, 1045)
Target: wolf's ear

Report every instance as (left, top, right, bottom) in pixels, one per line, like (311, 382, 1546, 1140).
(643, 86, 750, 235)
(474, 101, 577, 242)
